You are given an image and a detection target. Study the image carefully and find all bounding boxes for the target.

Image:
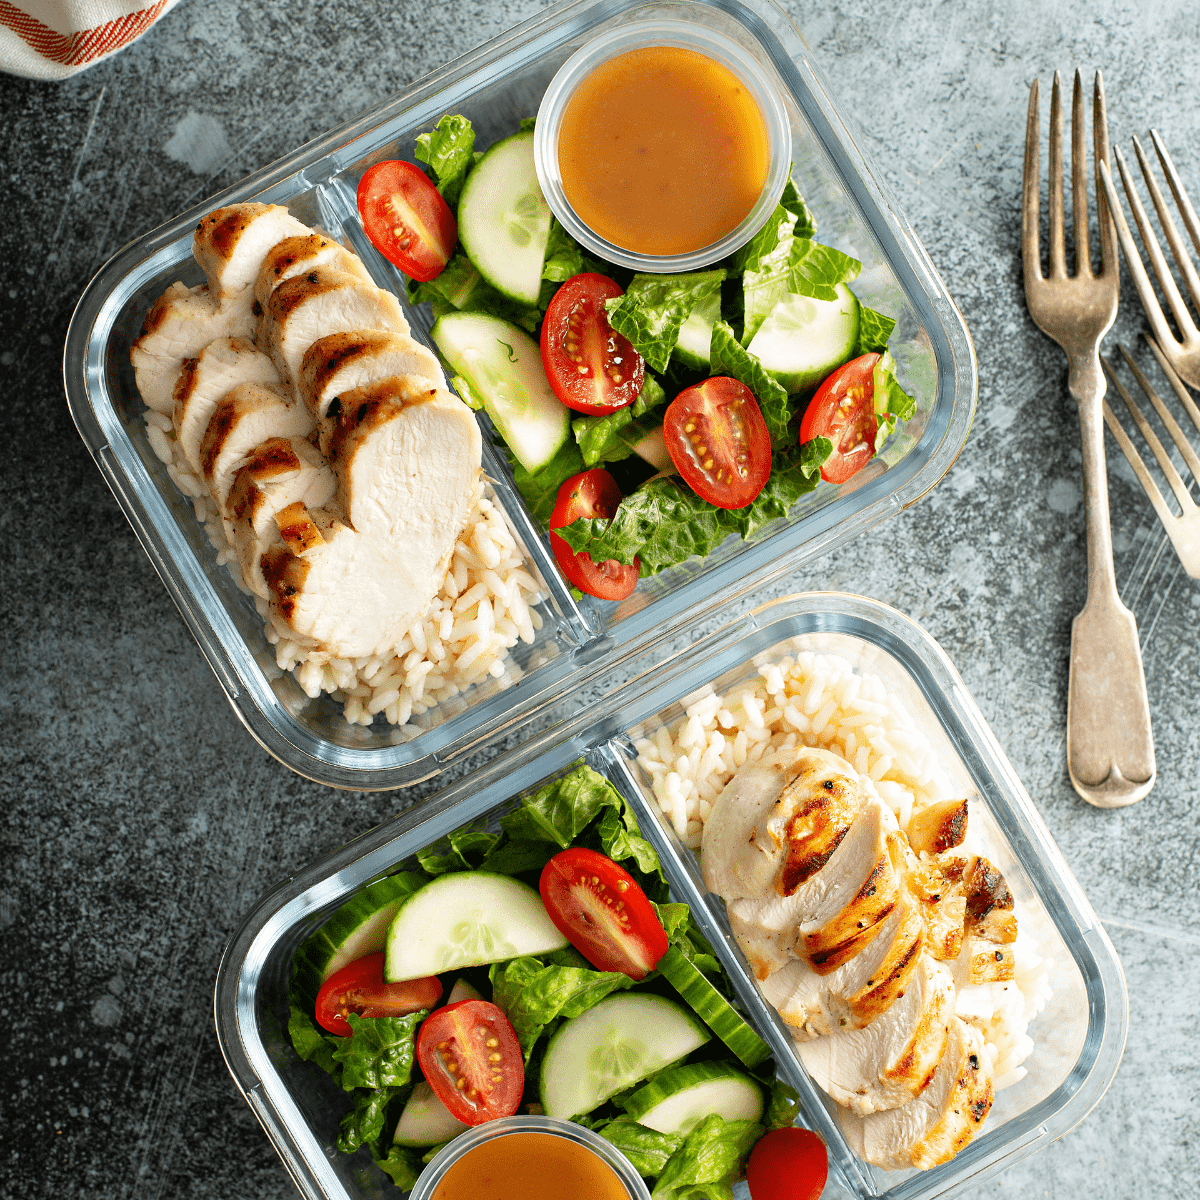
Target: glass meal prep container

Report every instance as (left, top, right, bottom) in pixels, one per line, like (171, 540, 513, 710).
(214, 593, 1126, 1200)
(63, 0, 976, 791)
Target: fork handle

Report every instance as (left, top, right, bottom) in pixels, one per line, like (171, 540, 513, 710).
(1067, 354, 1156, 807)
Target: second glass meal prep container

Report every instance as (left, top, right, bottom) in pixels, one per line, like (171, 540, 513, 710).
(63, 0, 976, 791)
(214, 593, 1127, 1200)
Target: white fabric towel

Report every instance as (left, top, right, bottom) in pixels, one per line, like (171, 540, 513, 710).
(0, 0, 182, 80)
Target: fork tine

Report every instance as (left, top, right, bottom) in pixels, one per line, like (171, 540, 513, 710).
(1103, 353, 1196, 512)
(1118, 343, 1200, 486)
(1115, 143, 1200, 340)
(1071, 71, 1091, 277)
(1093, 71, 1116, 275)
(1099, 157, 1180, 351)
(1022, 79, 1042, 283)
(1143, 332, 1200, 439)
(1150, 130, 1200, 261)
(1101, 395, 1183, 534)
(1135, 134, 1200, 318)
(1047, 72, 1067, 278)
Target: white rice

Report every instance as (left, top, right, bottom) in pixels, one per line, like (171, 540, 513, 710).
(146, 413, 544, 730)
(634, 648, 1051, 1091)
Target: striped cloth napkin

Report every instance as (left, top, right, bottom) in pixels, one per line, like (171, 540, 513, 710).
(0, 0, 182, 80)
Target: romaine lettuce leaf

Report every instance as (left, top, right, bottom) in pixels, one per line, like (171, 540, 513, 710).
(854, 305, 897, 356)
(597, 1119, 685, 1178)
(505, 438, 584, 525)
(555, 443, 829, 574)
(478, 837, 559, 876)
(606, 271, 727, 373)
(742, 236, 861, 344)
(370, 1142, 423, 1190)
(287, 1000, 340, 1076)
(414, 113, 475, 207)
(489, 954, 636, 1059)
(597, 799, 662, 881)
(781, 174, 817, 239)
(725, 204, 794, 277)
(573, 375, 667, 467)
(872, 350, 916, 456)
(500, 762, 626, 846)
(543, 218, 585, 283)
(417, 822, 501, 875)
(708, 321, 792, 449)
(337, 1086, 395, 1154)
(762, 1077, 802, 1130)
(333, 1012, 425, 1091)
(651, 1115, 763, 1199)
(410, 253, 543, 333)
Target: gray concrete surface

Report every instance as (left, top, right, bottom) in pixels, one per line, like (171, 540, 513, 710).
(3, 1, 1198, 1197)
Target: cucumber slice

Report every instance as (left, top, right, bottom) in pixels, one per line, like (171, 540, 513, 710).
(385, 871, 567, 981)
(446, 977, 484, 1005)
(673, 291, 721, 370)
(539, 993, 709, 1119)
(623, 1062, 763, 1134)
(292, 872, 427, 1000)
(432, 312, 570, 474)
(392, 1081, 470, 1147)
(656, 945, 772, 1068)
(746, 283, 860, 394)
(632, 426, 670, 471)
(457, 131, 551, 304)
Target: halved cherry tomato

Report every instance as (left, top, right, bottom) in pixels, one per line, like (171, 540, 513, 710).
(540, 273, 645, 414)
(314, 953, 442, 1037)
(663, 377, 771, 509)
(549, 468, 640, 601)
(746, 1128, 829, 1200)
(356, 161, 456, 282)
(539, 848, 668, 980)
(415, 1000, 523, 1125)
(799, 353, 881, 484)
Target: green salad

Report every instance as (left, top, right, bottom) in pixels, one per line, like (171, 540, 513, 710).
(287, 763, 806, 1195)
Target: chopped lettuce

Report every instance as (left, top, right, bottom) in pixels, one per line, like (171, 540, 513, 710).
(651, 1115, 763, 1199)
(333, 1012, 425, 1091)
(708, 321, 792, 449)
(414, 113, 475, 207)
(597, 1118, 685, 1178)
(606, 271, 727, 373)
(780, 174, 817, 239)
(555, 442, 830, 574)
(743, 236, 861, 343)
(489, 954, 636, 1060)
(408, 252, 543, 333)
(597, 801, 661, 880)
(763, 1077, 802, 1130)
(543, 218, 585, 283)
(725, 204, 794, 277)
(872, 351, 916, 456)
(854, 305, 898, 357)
(370, 1143, 423, 1190)
(500, 763, 627, 847)
(416, 822, 501, 875)
(287, 999, 340, 1077)
(337, 1086, 396, 1154)
(505, 438, 584, 525)
(573, 375, 667, 467)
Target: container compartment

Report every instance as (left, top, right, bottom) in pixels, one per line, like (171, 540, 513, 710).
(66, 0, 975, 789)
(215, 594, 1124, 1200)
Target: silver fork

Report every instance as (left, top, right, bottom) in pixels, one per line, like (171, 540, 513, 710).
(1102, 337, 1200, 577)
(1098, 130, 1200, 388)
(1022, 70, 1156, 808)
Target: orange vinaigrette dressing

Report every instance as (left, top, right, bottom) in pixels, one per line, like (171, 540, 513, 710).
(557, 45, 770, 256)
(429, 1132, 631, 1200)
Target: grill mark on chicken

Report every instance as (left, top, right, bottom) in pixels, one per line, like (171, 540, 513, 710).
(203, 209, 254, 263)
(906, 798, 969, 856)
(804, 851, 899, 974)
(261, 544, 310, 619)
(228, 438, 302, 523)
(779, 771, 858, 893)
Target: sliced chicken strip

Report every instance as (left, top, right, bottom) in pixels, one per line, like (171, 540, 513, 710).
(131, 282, 254, 413)
(173, 337, 282, 472)
(299, 329, 445, 423)
(798, 798, 901, 974)
(253, 234, 374, 315)
(906, 798, 969, 857)
(838, 1017, 993, 1170)
(758, 891, 925, 1040)
(261, 379, 481, 660)
(193, 203, 311, 303)
(260, 267, 410, 392)
(795, 954, 954, 1116)
(726, 795, 895, 981)
(700, 746, 863, 902)
(228, 437, 336, 599)
(199, 382, 315, 517)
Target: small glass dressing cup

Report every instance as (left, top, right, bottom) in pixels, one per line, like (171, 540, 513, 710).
(533, 18, 792, 273)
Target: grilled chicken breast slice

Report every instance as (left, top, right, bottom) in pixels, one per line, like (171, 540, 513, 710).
(199, 382, 315, 516)
(228, 437, 336, 599)
(838, 1017, 993, 1170)
(758, 890, 925, 1040)
(172, 337, 282, 472)
(261, 379, 481, 660)
(299, 329, 445, 422)
(193, 203, 311, 303)
(795, 954, 954, 1116)
(253, 234, 373, 315)
(260, 267, 410, 392)
(701, 746, 863, 902)
(131, 282, 255, 414)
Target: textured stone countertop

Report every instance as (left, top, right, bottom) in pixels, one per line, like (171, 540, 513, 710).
(3, 1, 1198, 1197)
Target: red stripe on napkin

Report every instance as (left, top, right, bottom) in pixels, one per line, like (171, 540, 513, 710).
(0, 0, 167, 66)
